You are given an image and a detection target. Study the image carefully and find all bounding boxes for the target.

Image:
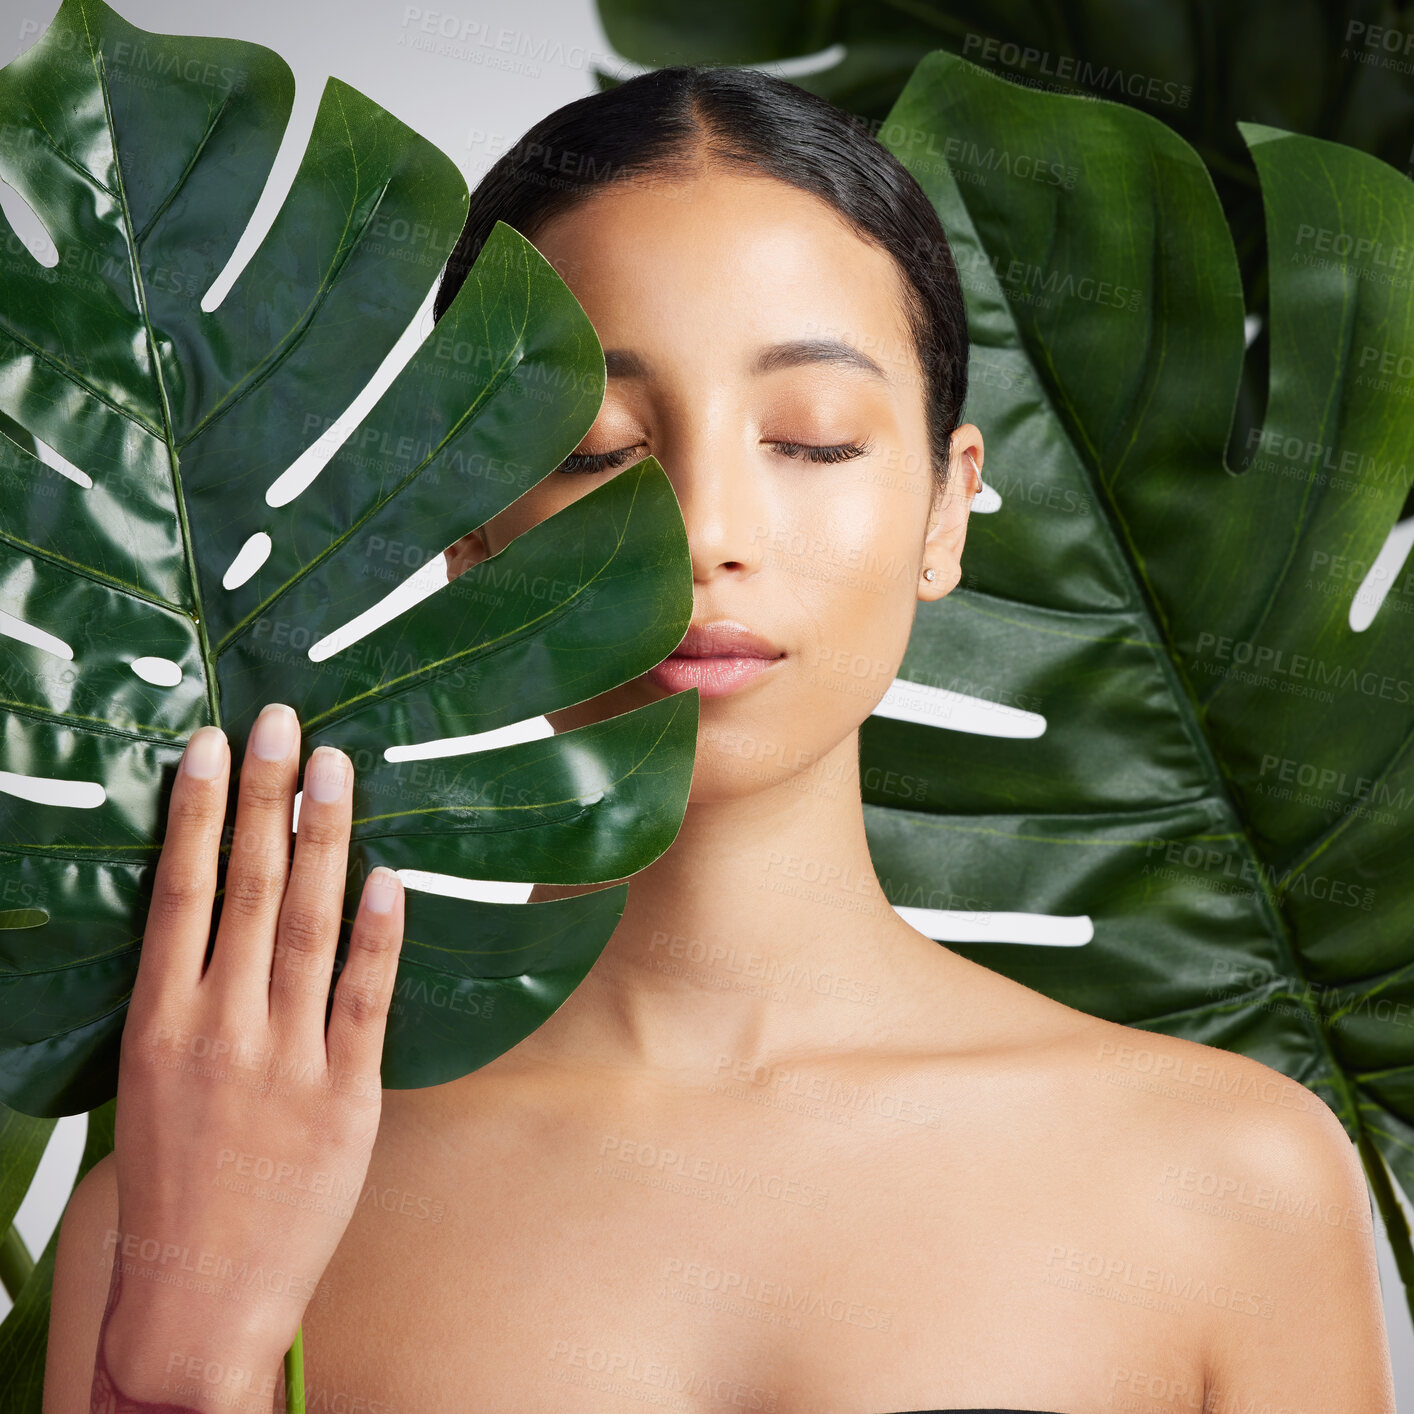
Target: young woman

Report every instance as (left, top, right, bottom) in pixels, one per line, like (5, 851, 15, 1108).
(45, 64, 1393, 1414)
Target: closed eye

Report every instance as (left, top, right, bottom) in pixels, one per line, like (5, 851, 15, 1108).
(555, 445, 647, 475)
(769, 439, 871, 465)
(555, 439, 872, 474)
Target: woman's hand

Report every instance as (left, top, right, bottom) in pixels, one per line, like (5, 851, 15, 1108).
(95, 704, 404, 1412)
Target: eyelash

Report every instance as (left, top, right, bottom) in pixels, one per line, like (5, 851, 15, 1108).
(556, 439, 872, 474)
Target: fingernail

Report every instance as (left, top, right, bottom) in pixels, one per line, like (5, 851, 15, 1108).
(252, 704, 297, 761)
(305, 747, 349, 803)
(183, 726, 226, 779)
(366, 867, 399, 914)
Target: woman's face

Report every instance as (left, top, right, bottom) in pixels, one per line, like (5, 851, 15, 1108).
(444, 162, 983, 803)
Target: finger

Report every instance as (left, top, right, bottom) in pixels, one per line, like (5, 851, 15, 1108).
(202, 703, 300, 1002)
(135, 726, 229, 1009)
(268, 745, 352, 1043)
(325, 867, 404, 1093)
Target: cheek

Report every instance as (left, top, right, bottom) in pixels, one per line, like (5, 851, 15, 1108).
(769, 478, 921, 713)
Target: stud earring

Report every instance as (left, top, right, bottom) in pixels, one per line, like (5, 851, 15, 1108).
(923, 568, 937, 582)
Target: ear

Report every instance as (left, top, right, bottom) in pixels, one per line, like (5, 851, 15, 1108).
(444, 526, 490, 583)
(919, 427, 983, 602)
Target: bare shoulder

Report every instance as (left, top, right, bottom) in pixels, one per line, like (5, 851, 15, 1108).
(878, 948, 1393, 1401)
(1030, 999, 1373, 1235)
(1041, 1006, 1393, 1409)
(898, 932, 1394, 1400)
(44, 1149, 119, 1414)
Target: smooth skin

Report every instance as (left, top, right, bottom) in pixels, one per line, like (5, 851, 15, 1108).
(47, 156, 1393, 1413)
(46, 710, 405, 1413)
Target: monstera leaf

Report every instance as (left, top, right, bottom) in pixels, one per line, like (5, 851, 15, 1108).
(0, 0, 698, 1391)
(592, 0, 1414, 176)
(591, 0, 1414, 522)
(0, 5, 698, 1124)
(843, 51, 1414, 1316)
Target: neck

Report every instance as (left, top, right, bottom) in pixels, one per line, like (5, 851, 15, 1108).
(521, 726, 931, 1077)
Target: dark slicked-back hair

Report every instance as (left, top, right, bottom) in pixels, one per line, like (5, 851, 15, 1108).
(433, 64, 969, 490)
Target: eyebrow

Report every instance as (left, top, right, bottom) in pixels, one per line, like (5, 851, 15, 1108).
(603, 337, 890, 384)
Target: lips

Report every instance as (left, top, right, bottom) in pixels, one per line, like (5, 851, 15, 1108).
(646, 620, 785, 698)
(670, 621, 783, 660)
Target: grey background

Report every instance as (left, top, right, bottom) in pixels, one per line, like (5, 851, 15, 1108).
(1, 0, 1410, 1403)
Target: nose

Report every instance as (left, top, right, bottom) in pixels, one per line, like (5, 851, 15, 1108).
(660, 426, 769, 584)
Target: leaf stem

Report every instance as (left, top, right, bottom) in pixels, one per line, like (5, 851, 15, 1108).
(284, 1325, 305, 1414)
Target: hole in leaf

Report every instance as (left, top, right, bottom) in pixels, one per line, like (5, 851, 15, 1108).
(200, 94, 321, 313)
(895, 906, 1093, 947)
(396, 868, 533, 904)
(871, 678, 1046, 737)
(0, 608, 72, 659)
(307, 556, 447, 663)
(0, 177, 58, 267)
(264, 285, 437, 508)
(0, 771, 105, 808)
(1349, 515, 1414, 633)
(8, 1112, 88, 1298)
(0, 908, 49, 930)
(30, 430, 92, 488)
(763, 42, 848, 77)
(972, 479, 1000, 513)
(351, 719, 556, 904)
(130, 656, 183, 686)
(384, 717, 553, 763)
(222, 532, 272, 590)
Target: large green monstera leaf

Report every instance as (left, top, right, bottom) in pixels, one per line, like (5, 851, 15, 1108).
(0, 0, 698, 1136)
(852, 51, 1414, 1311)
(592, 0, 1414, 194)
(592, 0, 1414, 521)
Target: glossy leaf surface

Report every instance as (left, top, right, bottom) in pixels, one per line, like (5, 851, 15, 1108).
(851, 51, 1414, 1308)
(0, 0, 698, 1123)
